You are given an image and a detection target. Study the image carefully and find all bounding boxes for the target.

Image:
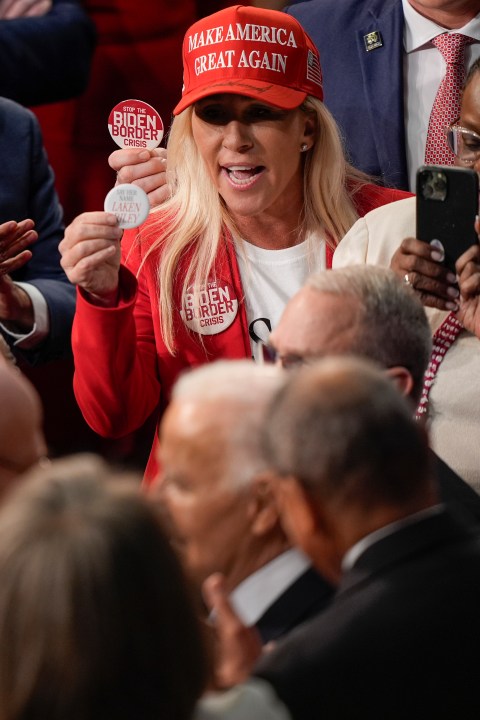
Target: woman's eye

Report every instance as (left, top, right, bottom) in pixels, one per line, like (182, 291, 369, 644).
(248, 106, 285, 121)
(195, 105, 228, 124)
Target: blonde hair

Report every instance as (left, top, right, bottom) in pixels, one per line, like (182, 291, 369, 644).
(137, 97, 368, 353)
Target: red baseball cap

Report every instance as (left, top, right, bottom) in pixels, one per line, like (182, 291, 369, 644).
(173, 4, 323, 115)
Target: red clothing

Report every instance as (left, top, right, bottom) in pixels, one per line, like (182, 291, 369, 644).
(73, 183, 411, 483)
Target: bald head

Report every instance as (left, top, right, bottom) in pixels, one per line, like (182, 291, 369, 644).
(262, 356, 433, 511)
(0, 366, 46, 494)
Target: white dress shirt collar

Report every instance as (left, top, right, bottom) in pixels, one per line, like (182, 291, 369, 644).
(342, 504, 445, 572)
(402, 0, 480, 52)
(229, 548, 311, 627)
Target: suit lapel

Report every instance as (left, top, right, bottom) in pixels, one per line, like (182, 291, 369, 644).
(355, 0, 408, 187)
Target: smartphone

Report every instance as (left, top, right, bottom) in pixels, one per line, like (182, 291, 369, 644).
(416, 165, 479, 274)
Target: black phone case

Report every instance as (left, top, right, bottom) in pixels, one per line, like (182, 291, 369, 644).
(416, 165, 479, 274)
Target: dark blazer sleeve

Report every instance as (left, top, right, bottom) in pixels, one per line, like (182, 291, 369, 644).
(0, 0, 96, 106)
(0, 98, 75, 364)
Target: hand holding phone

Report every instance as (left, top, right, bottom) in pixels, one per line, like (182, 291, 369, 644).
(390, 166, 480, 312)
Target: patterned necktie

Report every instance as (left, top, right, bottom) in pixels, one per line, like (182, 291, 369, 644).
(424, 33, 472, 165)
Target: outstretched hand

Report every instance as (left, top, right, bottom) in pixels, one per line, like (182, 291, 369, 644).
(203, 573, 263, 690)
(0, 220, 37, 331)
(0, 219, 36, 277)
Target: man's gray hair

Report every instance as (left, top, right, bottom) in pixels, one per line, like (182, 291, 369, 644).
(306, 266, 432, 404)
(172, 361, 285, 489)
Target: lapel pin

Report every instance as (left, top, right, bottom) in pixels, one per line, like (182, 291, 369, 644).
(364, 31, 383, 52)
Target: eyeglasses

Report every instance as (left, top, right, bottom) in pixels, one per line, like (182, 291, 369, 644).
(260, 341, 310, 370)
(445, 122, 480, 166)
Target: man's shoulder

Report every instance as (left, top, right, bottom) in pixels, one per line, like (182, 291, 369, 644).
(0, 97, 38, 131)
(361, 192, 415, 221)
(254, 512, 480, 706)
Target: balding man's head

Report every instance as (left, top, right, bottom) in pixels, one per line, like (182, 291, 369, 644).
(261, 357, 435, 581)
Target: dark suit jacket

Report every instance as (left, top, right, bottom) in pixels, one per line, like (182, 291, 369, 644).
(287, 0, 408, 189)
(0, 97, 75, 363)
(256, 566, 334, 644)
(435, 451, 480, 520)
(255, 509, 480, 719)
(0, 0, 95, 107)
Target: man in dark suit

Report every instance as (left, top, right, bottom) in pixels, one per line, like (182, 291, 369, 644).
(0, 97, 75, 364)
(285, 0, 480, 190)
(200, 357, 480, 719)
(153, 360, 333, 644)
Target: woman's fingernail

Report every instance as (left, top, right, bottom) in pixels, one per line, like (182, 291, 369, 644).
(447, 273, 457, 283)
(447, 286, 460, 298)
(431, 251, 444, 262)
(446, 301, 459, 311)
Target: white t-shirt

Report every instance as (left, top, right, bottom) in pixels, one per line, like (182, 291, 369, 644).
(235, 235, 326, 361)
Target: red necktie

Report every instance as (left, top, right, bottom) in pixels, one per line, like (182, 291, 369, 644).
(424, 33, 472, 165)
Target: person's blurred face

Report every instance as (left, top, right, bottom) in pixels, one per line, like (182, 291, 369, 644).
(191, 94, 315, 227)
(269, 287, 360, 368)
(156, 399, 253, 588)
(0, 369, 47, 493)
(407, 1, 479, 28)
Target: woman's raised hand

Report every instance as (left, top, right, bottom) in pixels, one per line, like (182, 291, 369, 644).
(59, 212, 123, 306)
(109, 147, 170, 208)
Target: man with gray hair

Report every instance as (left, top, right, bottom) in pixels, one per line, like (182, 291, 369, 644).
(154, 360, 333, 643)
(269, 264, 430, 404)
(268, 265, 480, 510)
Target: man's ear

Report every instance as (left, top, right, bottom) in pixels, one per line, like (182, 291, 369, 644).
(385, 366, 414, 399)
(247, 473, 282, 537)
(272, 474, 341, 584)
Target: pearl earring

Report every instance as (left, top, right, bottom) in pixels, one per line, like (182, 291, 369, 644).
(300, 143, 308, 152)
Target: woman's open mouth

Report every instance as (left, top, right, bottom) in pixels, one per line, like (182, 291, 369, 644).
(223, 165, 265, 187)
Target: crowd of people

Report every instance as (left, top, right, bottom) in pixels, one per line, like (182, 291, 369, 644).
(1, 0, 480, 718)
